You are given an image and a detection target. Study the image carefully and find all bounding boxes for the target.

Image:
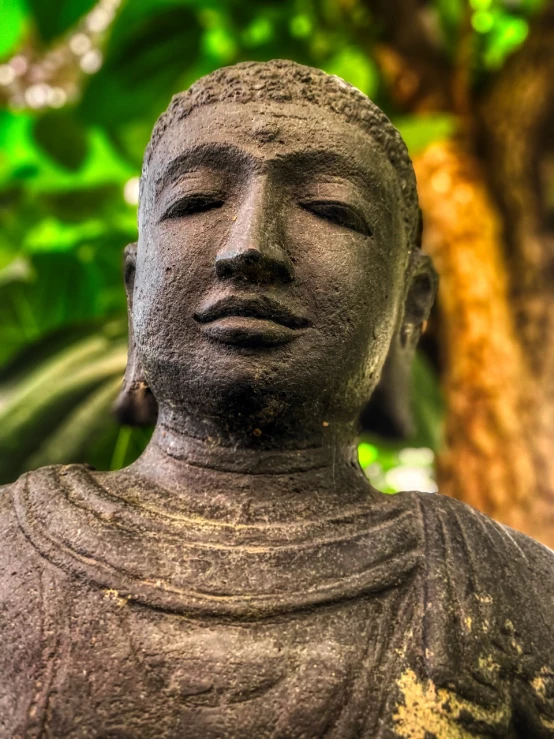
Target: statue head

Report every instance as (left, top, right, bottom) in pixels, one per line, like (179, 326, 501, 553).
(116, 60, 437, 445)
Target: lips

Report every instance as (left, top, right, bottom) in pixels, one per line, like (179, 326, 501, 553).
(194, 296, 310, 347)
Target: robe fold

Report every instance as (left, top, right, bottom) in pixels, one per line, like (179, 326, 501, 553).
(1, 464, 553, 738)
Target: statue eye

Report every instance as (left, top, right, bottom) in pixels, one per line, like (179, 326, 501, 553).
(161, 194, 224, 221)
(301, 200, 372, 237)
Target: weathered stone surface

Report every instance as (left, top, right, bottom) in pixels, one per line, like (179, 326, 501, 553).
(1, 60, 553, 738)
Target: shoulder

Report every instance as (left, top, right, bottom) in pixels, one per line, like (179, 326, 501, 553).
(410, 491, 554, 624)
(0, 469, 70, 730)
(0, 465, 84, 589)
(412, 490, 554, 588)
(408, 492, 554, 719)
(0, 473, 35, 574)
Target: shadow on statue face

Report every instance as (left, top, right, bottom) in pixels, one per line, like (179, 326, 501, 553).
(129, 101, 414, 435)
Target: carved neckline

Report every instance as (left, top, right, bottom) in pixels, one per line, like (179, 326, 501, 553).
(13, 464, 423, 618)
(149, 423, 354, 475)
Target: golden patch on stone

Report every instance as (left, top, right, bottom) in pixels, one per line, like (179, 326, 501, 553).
(393, 668, 510, 739)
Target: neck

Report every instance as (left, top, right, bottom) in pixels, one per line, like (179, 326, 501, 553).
(129, 417, 374, 525)
(153, 420, 358, 471)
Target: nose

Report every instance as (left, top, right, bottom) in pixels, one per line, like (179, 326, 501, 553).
(215, 176, 294, 285)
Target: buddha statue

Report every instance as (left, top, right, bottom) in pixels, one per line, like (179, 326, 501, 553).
(1, 60, 554, 739)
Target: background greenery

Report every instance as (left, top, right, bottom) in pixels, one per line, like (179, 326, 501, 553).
(0, 0, 540, 490)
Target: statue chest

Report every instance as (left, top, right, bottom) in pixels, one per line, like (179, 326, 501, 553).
(6, 470, 529, 737)
(16, 580, 408, 739)
(7, 466, 425, 737)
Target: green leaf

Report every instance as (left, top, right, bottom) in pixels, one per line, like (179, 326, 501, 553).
(410, 352, 444, 452)
(432, 0, 464, 50)
(0, 317, 155, 481)
(323, 46, 378, 98)
(358, 442, 378, 468)
(393, 114, 457, 156)
(0, 249, 126, 368)
(0, 111, 38, 184)
(0, 109, 133, 193)
(23, 217, 105, 252)
(483, 15, 529, 69)
(202, 25, 237, 63)
(27, 375, 122, 469)
(0, 255, 33, 286)
(0, 321, 128, 483)
(27, 0, 98, 44)
(0, 0, 27, 58)
(79, 3, 202, 127)
(242, 15, 274, 47)
(520, 0, 548, 13)
(34, 110, 88, 171)
(289, 14, 313, 39)
(39, 184, 123, 222)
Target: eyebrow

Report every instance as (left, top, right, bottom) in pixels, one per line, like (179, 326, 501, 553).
(155, 142, 385, 197)
(155, 143, 247, 194)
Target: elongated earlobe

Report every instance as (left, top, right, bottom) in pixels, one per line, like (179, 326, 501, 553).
(113, 243, 158, 426)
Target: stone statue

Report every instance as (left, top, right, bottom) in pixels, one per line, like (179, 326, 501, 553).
(1, 60, 553, 738)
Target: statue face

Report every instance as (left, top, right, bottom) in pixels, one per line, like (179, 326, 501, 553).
(133, 101, 410, 430)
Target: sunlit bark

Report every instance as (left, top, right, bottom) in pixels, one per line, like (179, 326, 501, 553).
(356, 0, 554, 545)
(413, 141, 547, 540)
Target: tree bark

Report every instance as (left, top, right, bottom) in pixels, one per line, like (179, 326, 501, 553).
(414, 141, 541, 538)
(477, 5, 554, 545)
(355, 0, 554, 545)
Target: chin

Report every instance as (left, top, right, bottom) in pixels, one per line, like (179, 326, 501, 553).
(146, 352, 303, 423)
(142, 332, 369, 426)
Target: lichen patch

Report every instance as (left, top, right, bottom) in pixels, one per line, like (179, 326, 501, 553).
(393, 668, 509, 739)
(103, 588, 130, 607)
(531, 666, 554, 730)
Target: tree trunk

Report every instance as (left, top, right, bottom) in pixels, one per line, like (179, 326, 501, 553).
(477, 6, 554, 545)
(414, 141, 543, 539)
(356, 0, 554, 545)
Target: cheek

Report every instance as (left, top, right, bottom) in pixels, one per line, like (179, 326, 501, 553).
(133, 218, 222, 344)
(290, 211, 399, 351)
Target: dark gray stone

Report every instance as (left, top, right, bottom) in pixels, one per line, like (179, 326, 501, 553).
(1, 60, 553, 738)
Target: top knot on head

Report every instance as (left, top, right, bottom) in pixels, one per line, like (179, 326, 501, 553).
(142, 59, 420, 251)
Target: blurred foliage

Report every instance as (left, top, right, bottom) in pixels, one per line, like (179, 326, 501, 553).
(0, 0, 545, 486)
(432, 0, 542, 71)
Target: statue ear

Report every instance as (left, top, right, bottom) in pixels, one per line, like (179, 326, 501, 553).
(399, 249, 438, 352)
(359, 249, 438, 439)
(113, 242, 158, 426)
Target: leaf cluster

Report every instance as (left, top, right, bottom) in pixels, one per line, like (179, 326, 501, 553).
(3, 0, 537, 483)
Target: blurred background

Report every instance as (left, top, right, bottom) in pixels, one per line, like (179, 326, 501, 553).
(1, 0, 553, 545)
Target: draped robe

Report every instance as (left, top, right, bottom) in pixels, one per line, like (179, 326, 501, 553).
(1, 464, 553, 738)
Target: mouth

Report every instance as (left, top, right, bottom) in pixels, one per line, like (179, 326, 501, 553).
(193, 296, 310, 347)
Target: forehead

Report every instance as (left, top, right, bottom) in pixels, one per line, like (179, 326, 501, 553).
(146, 101, 398, 196)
